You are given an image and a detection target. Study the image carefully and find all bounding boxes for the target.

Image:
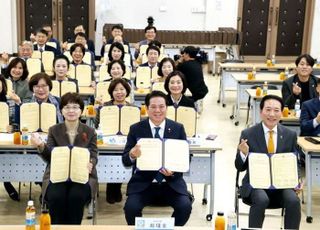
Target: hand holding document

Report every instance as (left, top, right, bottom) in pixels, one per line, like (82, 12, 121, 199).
(50, 146, 90, 184)
(249, 152, 298, 189)
(136, 138, 189, 172)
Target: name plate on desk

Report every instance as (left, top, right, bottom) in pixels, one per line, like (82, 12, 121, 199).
(135, 217, 174, 230)
(104, 135, 127, 145)
(188, 136, 203, 146)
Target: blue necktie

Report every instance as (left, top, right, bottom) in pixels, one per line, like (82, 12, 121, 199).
(39, 47, 43, 52)
(154, 127, 163, 183)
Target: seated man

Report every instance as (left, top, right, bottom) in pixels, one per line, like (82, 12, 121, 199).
(100, 24, 131, 57)
(139, 45, 160, 68)
(33, 28, 59, 56)
(300, 78, 320, 136)
(134, 25, 157, 60)
(235, 94, 301, 229)
(282, 54, 317, 109)
(122, 90, 192, 226)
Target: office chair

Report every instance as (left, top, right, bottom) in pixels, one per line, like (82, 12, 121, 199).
(234, 170, 284, 229)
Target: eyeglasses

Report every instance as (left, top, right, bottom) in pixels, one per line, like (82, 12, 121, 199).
(63, 105, 81, 111)
(33, 84, 48, 90)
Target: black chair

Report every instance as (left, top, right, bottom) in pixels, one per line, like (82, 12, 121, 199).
(245, 84, 279, 126)
(234, 170, 284, 228)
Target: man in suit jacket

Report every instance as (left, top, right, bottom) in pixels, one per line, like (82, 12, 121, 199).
(300, 78, 320, 136)
(282, 54, 317, 109)
(33, 28, 59, 56)
(235, 94, 301, 229)
(139, 45, 160, 68)
(122, 90, 192, 226)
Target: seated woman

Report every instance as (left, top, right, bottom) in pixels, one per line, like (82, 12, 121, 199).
(282, 54, 317, 109)
(31, 92, 97, 224)
(164, 71, 195, 108)
(28, 73, 64, 123)
(3, 58, 33, 201)
(95, 78, 132, 204)
(5, 57, 33, 104)
(51, 55, 79, 93)
(70, 43, 95, 88)
(107, 42, 125, 64)
(156, 57, 176, 82)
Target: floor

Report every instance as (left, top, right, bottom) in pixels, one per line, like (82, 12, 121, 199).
(1, 66, 320, 229)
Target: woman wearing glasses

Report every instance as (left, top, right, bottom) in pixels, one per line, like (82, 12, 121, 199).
(28, 73, 63, 123)
(31, 92, 97, 224)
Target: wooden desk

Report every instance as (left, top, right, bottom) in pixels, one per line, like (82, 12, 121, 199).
(0, 225, 212, 230)
(231, 72, 283, 125)
(218, 62, 295, 107)
(297, 136, 320, 223)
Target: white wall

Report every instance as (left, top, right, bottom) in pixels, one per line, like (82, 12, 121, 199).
(310, 0, 320, 60)
(0, 0, 17, 53)
(95, 0, 238, 52)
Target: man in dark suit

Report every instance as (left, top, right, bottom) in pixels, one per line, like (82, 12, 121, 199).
(235, 95, 302, 229)
(122, 90, 192, 226)
(139, 45, 160, 68)
(300, 78, 320, 136)
(33, 28, 59, 56)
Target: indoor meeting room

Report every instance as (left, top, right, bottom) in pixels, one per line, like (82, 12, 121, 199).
(1, 0, 320, 229)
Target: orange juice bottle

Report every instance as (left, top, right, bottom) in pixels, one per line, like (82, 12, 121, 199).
(87, 104, 95, 116)
(39, 204, 51, 230)
(247, 72, 253, 80)
(215, 212, 225, 230)
(256, 87, 262, 97)
(282, 106, 289, 117)
(13, 124, 21, 145)
(266, 59, 272, 67)
(279, 72, 285, 80)
(140, 104, 147, 116)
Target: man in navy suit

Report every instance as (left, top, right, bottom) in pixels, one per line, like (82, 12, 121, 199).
(122, 90, 192, 226)
(235, 95, 302, 229)
(33, 28, 59, 56)
(300, 78, 320, 136)
(139, 45, 160, 68)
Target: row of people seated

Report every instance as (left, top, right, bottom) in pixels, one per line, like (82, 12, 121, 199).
(25, 90, 192, 226)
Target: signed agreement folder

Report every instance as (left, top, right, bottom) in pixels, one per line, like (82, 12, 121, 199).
(136, 138, 189, 172)
(51, 80, 77, 97)
(248, 152, 299, 189)
(20, 102, 56, 132)
(167, 106, 197, 137)
(99, 105, 140, 135)
(50, 146, 90, 184)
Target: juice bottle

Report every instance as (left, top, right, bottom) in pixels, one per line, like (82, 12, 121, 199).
(96, 126, 104, 145)
(21, 126, 29, 145)
(13, 124, 21, 145)
(39, 204, 51, 230)
(262, 81, 268, 95)
(282, 106, 289, 117)
(26, 200, 36, 230)
(140, 104, 147, 116)
(215, 212, 225, 230)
